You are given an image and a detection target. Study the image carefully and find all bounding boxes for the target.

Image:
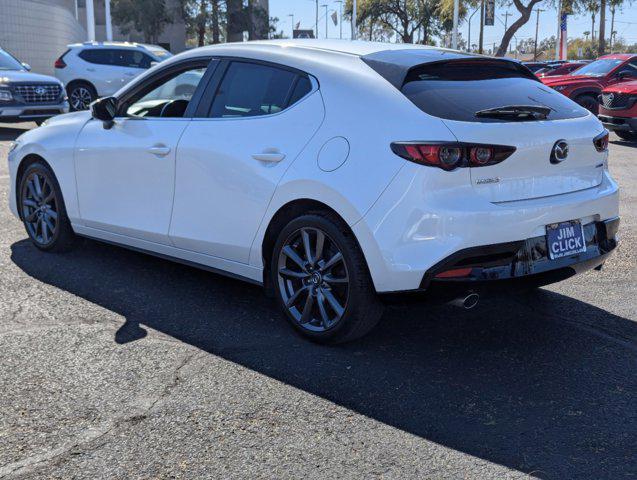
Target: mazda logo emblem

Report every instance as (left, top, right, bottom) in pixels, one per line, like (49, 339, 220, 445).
(550, 140, 569, 164)
(607, 93, 614, 102)
(34, 86, 47, 95)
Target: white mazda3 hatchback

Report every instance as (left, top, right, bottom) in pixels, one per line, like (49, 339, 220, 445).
(8, 40, 620, 343)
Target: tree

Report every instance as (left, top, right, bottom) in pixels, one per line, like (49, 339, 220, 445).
(346, 0, 442, 44)
(598, 0, 606, 54)
(111, 0, 174, 44)
(181, 0, 226, 46)
(495, 0, 543, 56)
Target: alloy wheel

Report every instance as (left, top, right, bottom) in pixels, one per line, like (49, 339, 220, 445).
(21, 171, 58, 246)
(70, 86, 93, 110)
(277, 227, 350, 332)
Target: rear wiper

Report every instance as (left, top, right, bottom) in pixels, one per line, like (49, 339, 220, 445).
(475, 105, 551, 120)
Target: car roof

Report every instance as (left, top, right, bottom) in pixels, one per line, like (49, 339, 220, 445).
(67, 41, 163, 50)
(191, 39, 457, 58)
(599, 53, 637, 60)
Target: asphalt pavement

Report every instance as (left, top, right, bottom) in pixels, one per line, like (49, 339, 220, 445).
(0, 122, 635, 479)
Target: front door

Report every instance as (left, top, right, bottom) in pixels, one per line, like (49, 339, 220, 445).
(74, 62, 210, 245)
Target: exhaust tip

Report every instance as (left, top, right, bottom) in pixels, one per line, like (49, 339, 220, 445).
(451, 292, 480, 310)
(463, 293, 480, 309)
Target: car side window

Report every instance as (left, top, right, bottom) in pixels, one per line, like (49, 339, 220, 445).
(124, 67, 207, 118)
(115, 50, 152, 69)
(616, 60, 637, 77)
(79, 49, 114, 65)
(209, 61, 312, 118)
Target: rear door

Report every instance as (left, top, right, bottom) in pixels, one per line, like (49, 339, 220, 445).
(169, 59, 325, 263)
(399, 59, 605, 203)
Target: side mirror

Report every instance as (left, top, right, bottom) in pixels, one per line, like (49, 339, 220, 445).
(91, 96, 117, 129)
(21, 62, 31, 71)
(150, 61, 159, 68)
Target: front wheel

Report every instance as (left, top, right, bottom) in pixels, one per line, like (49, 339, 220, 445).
(271, 212, 383, 344)
(19, 162, 76, 252)
(615, 130, 637, 142)
(574, 93, 599, 114)
(67, 82, 96, 111)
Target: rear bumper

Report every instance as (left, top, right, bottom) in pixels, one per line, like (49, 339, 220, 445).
(598, 114, 637, 132)
(0, 102, 69, 123)
(380, 218, 618, 304)
(353, 166, 619, 293)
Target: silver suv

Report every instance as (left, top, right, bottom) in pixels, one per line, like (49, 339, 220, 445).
(0, 49, 68, 125)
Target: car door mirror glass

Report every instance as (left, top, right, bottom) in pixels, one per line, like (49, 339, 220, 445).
(91, 96, 117, 127)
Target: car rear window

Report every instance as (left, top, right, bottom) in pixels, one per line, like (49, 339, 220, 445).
(400, 59, 588, 122)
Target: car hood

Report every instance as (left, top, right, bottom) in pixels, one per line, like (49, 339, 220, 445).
(0, 69, 63, 84)
(602, 80, 637, 94)
(541, 74, 598, 86)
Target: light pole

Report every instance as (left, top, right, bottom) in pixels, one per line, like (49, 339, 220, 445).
(105, 0, 112, 41)
(335, 0, 343, 39)
(288, 13, 294, 38)
(322, 4, 329, 39)
(467, 6, 480, 52)
(533, 8, 545, 60)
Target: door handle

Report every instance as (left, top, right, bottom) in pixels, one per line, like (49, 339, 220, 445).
(251, 152, 286, 162)
(148, 145, 171, 157)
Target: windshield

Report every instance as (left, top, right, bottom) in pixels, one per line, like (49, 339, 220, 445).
(573, 58, 624, 77)
(0, 50, 24, 71)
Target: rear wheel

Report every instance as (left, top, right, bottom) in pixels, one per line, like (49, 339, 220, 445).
(574, 93, 599, 114)
(271, 212, 383, 344)
(19, 162, 76, 252)
(67, 82, 96, 111)
(615, 130, 637, 142)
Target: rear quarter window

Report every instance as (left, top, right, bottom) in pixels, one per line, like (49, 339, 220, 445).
(400, 60, 588, 122)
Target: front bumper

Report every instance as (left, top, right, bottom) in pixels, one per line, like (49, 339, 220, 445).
(598, 114, 637, 133)
(0, 101, 69, 123)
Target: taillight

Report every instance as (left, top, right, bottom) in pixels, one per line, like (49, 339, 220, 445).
(54, 57, 66, 69)
(391, 142, 515, 170)
(593, 130, 609, 152)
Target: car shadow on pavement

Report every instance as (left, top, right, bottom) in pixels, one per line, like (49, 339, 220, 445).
(10, 238, 637, 479)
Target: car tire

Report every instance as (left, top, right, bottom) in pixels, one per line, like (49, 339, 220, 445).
(574, 93, 599, 114)
(615, 130, 637, 142)
(67, 82, 96, 111)
(18, 161, 76, 252)
(271, 211, 383, 344)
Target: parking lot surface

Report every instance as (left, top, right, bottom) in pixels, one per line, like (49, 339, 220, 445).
(0, 123, 635, 479)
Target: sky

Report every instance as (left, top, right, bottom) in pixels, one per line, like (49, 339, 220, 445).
(269, 0, 637, 49)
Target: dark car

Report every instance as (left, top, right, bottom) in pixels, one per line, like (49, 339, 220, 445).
(0, 49, 69, 125)
(536, 61, 588, 78)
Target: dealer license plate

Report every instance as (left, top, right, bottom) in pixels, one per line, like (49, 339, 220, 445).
(546, 220, 587, 260)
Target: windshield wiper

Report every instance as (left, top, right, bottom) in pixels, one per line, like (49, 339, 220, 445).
(475, 105, 551, 120)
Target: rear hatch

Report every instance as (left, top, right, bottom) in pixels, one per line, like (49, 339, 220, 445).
(399, 58, 605, 202)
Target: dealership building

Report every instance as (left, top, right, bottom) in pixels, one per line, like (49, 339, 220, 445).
(0, 0, 186, 75)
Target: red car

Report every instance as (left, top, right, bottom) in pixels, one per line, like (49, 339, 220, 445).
(541, 54, 637, 113)
(598, 80, 637, 141)
(535, 61, 588, 78)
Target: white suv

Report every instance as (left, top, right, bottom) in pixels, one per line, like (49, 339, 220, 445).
(54, 42, 171, 110)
